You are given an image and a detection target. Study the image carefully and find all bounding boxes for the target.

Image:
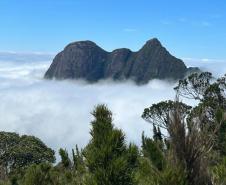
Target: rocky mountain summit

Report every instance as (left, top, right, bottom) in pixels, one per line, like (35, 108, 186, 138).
(44, 38, 197, 84)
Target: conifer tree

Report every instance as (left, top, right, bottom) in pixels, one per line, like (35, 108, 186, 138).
(141, 132, 165, 171)
(59, 148, 71, 169)
(84, 104, 138, 185)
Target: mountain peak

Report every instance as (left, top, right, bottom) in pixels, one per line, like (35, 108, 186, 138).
(45, 38, 191, 84)
(65, 40, 98, 50)
(143, 38, 162, 48)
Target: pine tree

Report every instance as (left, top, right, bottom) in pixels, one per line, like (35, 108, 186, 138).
(141, 132, 165, 171)
(83, 104, 138, 185)
(59, 148, 71, 169)
(72, 145, 84, 171)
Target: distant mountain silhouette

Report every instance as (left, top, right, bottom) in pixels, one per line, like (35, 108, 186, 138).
(44, 38, 198, 84)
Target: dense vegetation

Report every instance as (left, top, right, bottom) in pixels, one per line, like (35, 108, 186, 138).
(0, 72, 225, 185)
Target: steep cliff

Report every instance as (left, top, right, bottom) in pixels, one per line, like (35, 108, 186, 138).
(44, 38, 191, 84)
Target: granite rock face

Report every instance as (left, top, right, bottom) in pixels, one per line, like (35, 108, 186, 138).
(44, 38, 192, 84)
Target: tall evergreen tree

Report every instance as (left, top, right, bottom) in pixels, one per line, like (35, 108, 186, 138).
(59, 149, 71, 169)
(83, 104, 138, 185)
(141, 132, 165, 171)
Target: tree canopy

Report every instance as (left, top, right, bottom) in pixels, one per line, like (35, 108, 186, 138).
(0, 132, 55, 176)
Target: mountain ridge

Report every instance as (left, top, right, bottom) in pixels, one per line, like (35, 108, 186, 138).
(44, 38, 198, 84)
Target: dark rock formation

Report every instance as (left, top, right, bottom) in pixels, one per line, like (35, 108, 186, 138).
(44, 38, 194, 84)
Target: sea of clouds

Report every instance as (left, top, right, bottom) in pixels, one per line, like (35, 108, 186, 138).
(0, 52, 225, 156)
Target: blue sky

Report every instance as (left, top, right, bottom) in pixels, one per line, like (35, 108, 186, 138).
(0, 0, 226, 59)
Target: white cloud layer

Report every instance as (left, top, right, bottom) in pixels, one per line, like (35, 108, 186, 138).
(183, 57, 226, 77)
(0, 53, 225, 155)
